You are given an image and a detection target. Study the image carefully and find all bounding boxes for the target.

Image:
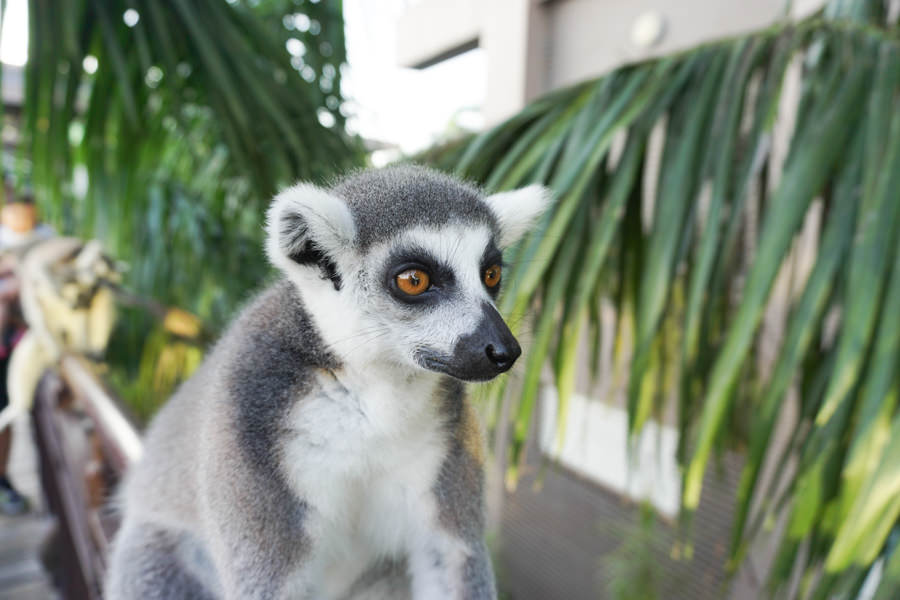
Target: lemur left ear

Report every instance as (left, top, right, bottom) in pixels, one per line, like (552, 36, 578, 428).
(265, 183, 356, 289)
(484, 184, 554, 249)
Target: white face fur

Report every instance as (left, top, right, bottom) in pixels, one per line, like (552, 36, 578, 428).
(266, 180, 551, 381)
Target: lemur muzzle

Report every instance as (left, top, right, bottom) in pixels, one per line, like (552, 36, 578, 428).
(446, 302, 521, 381)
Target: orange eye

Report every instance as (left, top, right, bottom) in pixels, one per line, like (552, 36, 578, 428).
(396, 269, 431, 296)
(484, 264, 502, 288)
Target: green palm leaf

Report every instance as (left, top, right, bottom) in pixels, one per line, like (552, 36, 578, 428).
(17, 0, 363, 413)
(426, 5, 900, 595)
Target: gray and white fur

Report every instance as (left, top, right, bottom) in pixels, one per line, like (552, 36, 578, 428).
(105, 165, 551, 599)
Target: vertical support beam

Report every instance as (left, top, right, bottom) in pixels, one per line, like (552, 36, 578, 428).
(481, 0, 547, 125)
(32, 373, 101, 600)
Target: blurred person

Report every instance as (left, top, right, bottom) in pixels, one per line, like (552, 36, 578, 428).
(0, 190, 54, 515)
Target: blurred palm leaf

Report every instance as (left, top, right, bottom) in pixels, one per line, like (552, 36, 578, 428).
(427, 3, 900, 596)
(11, 0, 362, 413)
(23, 0, 360, 312)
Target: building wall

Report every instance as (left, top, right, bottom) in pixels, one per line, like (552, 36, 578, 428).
(397, 0, 826, 123)
(1, 64, 24, 109)
(542, 0, 786, 92)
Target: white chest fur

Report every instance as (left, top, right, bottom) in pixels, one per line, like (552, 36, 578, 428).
(279, 367, 452, 597)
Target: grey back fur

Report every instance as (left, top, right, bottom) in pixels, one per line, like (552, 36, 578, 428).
(108, 282, 331, 597)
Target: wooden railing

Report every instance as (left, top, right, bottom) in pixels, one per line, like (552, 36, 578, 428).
(31, 355, 142, 600)
(8, 237, 206, 598)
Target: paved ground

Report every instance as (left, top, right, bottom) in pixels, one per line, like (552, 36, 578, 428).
(497, 407, 746, 600)
(0, 417, 58, 599)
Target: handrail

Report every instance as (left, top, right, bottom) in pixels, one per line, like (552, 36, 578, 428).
(14, 237, 186, 599)
(59, 355, 143, 473)
(32, 372, 106, 600)
(30, 357, 144, 600)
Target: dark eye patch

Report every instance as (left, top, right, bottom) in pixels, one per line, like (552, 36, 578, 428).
(287, 239, 342, 291)
(384, 246, 456, 305)
(480, 241, 503, 297)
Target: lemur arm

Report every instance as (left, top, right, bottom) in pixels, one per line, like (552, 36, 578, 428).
(409, 533, 496, 600)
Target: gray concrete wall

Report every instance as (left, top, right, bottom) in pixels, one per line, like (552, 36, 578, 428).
(543, 0, 786, 91)
(396, 0, 827, 123)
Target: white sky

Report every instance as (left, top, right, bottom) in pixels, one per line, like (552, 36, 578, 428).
(0, 0, 28, 66)
(342, 0, 485, 156)
(0, 0, 484, 156)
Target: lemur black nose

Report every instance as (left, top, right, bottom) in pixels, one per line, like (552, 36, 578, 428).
(437, 302, 523, 381)
(485, 340, 521, 371)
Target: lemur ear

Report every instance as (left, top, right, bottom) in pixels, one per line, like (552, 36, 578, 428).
(484, 184, 554, 249)
(265, 184, 356, 288)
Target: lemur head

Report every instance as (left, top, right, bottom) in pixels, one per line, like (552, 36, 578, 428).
(266, 165, 551, 382)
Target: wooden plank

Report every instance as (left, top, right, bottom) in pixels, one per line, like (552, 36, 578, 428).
(60, 356, 142, 474)
(2, 577, 60, 600)
(31, 375, 103, 600)
(0, 411, 56, 598)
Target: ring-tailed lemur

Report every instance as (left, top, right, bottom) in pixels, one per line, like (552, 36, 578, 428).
(0, 238, 119, 432)
(106, 166, 551, 600)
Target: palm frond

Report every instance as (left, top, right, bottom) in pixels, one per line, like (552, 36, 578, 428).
(428, 6, 900, 595)
(20, 0, 363, 413)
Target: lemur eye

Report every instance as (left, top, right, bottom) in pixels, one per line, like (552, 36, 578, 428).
(484, 264, 502, 288)
(396, 269, 431, 296)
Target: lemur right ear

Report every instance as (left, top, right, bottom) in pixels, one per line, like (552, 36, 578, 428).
(265, 184, 356, 289)
(484, 184, 553, 249)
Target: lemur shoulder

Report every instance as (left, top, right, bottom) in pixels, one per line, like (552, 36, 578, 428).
(106, 166, 551, 600)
